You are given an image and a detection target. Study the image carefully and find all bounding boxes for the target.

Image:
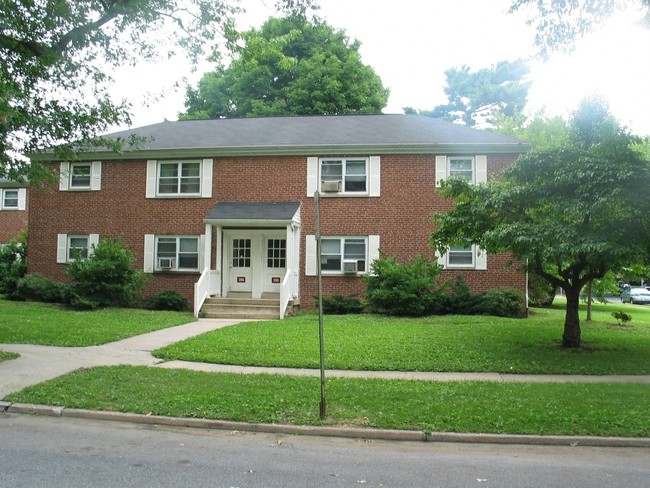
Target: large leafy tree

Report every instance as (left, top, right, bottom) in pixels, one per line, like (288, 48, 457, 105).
(418, 60, 530, 128)
(180, 15, 389, 118)
(510, 0, 650, 58)
(0, 0, 316, 182)
(432, 98, 650, 348)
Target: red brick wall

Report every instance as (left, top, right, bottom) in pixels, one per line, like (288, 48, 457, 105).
(27, 154, 526, 306)
(0, 208, 27, 243)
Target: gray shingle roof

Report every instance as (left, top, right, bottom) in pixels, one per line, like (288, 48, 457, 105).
(53, 114, 529, 160)
(205, 201, 301, 222)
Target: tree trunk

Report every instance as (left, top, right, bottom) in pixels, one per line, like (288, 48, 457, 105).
(586, 280, 592, 322)
(563, 287, 582, 348)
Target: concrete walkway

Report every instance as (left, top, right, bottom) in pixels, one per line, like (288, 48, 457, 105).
(2, 318, 649, 400)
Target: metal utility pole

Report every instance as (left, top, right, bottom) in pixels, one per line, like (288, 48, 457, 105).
(314, 190, 327, 419)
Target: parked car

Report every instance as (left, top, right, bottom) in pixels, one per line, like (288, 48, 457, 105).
(621, 287, 650, 305)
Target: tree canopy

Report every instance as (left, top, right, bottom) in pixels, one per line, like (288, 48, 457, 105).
(180, 15, 389, 119)
(415, 60, 530, 128)
(0, 0, 321, 182)
(432, 98, 650, 348)
(509, 0, 650, 58)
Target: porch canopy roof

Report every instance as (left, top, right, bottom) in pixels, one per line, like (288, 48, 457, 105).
(205, 201, 301, 227)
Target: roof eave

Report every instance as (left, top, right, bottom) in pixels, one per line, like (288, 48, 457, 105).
(30, 143, 531, 162)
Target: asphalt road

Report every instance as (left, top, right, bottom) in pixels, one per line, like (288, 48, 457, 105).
(1, 413, 648, 488)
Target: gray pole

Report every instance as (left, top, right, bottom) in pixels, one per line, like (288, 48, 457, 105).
(314, 190, 327, 419)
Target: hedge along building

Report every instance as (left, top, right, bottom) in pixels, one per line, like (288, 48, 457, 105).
(28, 114, 531, 318)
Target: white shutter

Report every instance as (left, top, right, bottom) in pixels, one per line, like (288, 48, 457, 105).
(201, 159, 213, 198)
(57, 234, 68, 263)
(143, 234, 155, 273)
(59, 162, 70, 191)
(306, 157, 318, 196)
(146, 160, 157, 198)
(475, 155, 487, 184)
(435, 155, 447, 188)
(434, 249, 446, 269)
(367, 235, 380, 273)
(91, 161, 102, 190)
(305, 234, 317, 276)
(475, 246, 487, 270)
(198, 234, 206, 271)
(369, 156, 381, 197)
(89, 234, 100, 255)
(17, 188, 27, 210)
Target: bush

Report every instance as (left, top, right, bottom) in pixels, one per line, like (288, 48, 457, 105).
(611, 310, 632, 326)
(145, 290, 189, 311)
(320, 293, 365, 314)
(439, 276, 483, 315)
(364, 255, 447, 316)
(0, 232, 28, 300)
(476, 287, 526, 317)
(65, 237, 145, 309)
(16, 273, 70, 303)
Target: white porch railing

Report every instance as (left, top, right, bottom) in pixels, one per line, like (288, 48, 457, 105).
(279, 268, 292, 319)
(194, 267, 211, 317)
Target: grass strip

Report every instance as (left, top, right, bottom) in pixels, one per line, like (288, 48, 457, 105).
(0, 300, 195, 346)
(0, 350, 19, 362)
(155, 302, 650, 375)
(5, 365, 649, 437)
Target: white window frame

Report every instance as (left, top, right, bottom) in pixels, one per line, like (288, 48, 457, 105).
(436, 244, 487, 270)
(307, 156, 380, 197)
(320, 158, 368, 194)
(56, 234, 99, 263)
(146, 159, 213, 199)
(155, 236, 200, 272)
(435, 155, 487, 187)
(1, 189, 18, 209)
(305, 235, 380, 276)
(59, 161, 101, 191)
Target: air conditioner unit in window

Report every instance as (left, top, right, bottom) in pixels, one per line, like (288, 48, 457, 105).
(158, 257, 175, 269)
(343, 259, 358, 273)
(321, 180, 342, 193)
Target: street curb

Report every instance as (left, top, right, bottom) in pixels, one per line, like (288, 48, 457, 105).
(2, 402, 649, 448)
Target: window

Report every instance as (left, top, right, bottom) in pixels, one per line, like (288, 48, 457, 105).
(158, 161, 201, 195)
(146, 159, 212, 198)
(267, 239, 286, 268)
(156, 236, 199, 271)
(320, 237, 367, 273)
(232, 238, 251, 268)
(59, 161, 101, 191)
(435, 155, 487, 187)
(437, 244, 487, 270)
(320, 158, 367, 193)
(56, 234, 99, 263)
(68, 236, 89, 261)
(2, 189, 18, 209)
(70, 163, 91, 188)
(448, 158, 474, 182)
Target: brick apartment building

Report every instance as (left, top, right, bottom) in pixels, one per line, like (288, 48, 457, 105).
(0, 178, 28, 243)
(28, 114, 530, 317)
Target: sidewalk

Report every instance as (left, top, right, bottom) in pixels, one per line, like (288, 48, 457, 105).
(2, 318, 650, 399)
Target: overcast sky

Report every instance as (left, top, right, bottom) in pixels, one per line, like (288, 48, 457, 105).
(112, 0, 650, 135)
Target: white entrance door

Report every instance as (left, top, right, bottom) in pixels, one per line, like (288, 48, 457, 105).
(263, 235, 287, 294)
(229, 237, 252, 293)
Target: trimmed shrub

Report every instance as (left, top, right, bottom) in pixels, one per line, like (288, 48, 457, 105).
(320, 293, 365, 314)
(16, 273, 70, 303)
(145, 290, 189, 311)
(0, 232, 27, 300)
(364, 255, 447, 316)
(476, 287, 526, 317)
(65, 237, 145, 309)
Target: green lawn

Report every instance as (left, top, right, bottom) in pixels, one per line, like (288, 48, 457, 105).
(0, 299, 196, 346)
(154, 300, 650, 375)
(5, 365, 648, 437)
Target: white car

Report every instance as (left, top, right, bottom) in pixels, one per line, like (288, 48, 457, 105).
(621, 287, 650, 305)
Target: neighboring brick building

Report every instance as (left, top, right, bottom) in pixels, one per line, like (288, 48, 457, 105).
(28, 115, 530, 316)
(0, 178, 28, 243)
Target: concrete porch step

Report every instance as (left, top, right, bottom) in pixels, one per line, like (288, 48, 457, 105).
(201, 294, 286, 320)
